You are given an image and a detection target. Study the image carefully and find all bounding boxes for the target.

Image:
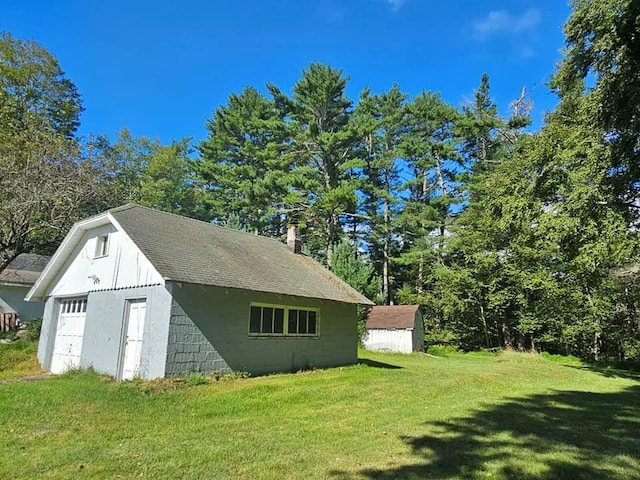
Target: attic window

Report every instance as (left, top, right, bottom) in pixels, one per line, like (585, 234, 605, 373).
(249, 303, 319, 337)
(94, 234, 109, 258)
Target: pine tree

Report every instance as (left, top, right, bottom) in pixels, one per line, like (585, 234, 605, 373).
(355, 84, 408, 304)
(269, 64, 360, 266)
(197, 87, 290, 235)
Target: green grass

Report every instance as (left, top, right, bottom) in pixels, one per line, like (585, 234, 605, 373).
(1, 347, 639, 479)
(0, 338, 42, 380)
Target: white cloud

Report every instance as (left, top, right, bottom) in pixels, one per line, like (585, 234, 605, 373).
(472, 8, 541, 39)
(385, 0, 405, 12)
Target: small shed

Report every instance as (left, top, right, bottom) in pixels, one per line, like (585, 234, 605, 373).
(363, 305, 424, 353)
(0, 254, 48, 330)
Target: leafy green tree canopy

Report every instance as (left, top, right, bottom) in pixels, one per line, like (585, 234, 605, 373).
(0, 32, 83, 138)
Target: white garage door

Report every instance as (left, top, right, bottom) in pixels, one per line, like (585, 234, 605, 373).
(50, 298, 87, 374)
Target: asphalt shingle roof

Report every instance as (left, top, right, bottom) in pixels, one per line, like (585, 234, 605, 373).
(0, 254, 49, 285)
(366, 305, 420, 329)
(109, 205, 372, 305)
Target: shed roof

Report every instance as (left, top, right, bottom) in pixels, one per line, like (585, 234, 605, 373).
(366, 305, 420, 329)
(0, 254, 49, 286)
(29, 204, 372, 305)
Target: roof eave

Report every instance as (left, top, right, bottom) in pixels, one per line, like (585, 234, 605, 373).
(0, 280, 33, 287)
(164, 278, 373, 306)
(25, 213, 113, 302)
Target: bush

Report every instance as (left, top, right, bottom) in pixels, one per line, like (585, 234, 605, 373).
(540, 351, 583, 364)
(223, 369, 251, 380)
(23, 317, 43, 341)
(426, 345, 462, 357)
(185, 372, 209, 386)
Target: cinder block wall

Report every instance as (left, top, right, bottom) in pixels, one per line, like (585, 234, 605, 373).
(165, 299, 231, 375)
(167, 282, 358, 376)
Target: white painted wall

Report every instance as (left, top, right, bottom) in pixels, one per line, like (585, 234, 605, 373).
(0, 284, 44, 321)
(48, 224, 163, 297)
(364, 329, 414, 354)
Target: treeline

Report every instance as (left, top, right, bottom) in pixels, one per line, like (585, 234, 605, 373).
(2, 0, 640, 361)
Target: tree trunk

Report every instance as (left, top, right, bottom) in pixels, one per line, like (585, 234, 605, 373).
(435, 155, 448, 197)
(416, 167, 428, 296)
(480, 304, 490, 348)
(502, 322, 513, 349)
(434, 156, 448, 263)
(593, 332, 602, 361)
(383, 196, 392, 305)
(417, 253, 424, 295)
(0, 250, 18, 274)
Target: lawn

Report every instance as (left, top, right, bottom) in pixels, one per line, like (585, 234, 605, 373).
(1, 342, 639, 479)
(0, 337, 41, 380)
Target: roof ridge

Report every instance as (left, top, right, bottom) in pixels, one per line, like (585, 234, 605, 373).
(373, 304, 419, 307)
(118, 204, 289, 248)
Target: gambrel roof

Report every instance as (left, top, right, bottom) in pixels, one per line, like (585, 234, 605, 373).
(366, 305, 420, 329)
(28, 204, 373, 305)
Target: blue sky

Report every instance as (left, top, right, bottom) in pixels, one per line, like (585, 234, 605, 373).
(2, 0, 572, 145)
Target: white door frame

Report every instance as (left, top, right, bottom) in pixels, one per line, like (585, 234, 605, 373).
(118, 298, 147, 380)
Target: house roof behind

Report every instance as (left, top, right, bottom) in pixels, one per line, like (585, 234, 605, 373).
(366, 305, 420, 329)
(0, 254, 50, 285)
(109, 205, 372, 305)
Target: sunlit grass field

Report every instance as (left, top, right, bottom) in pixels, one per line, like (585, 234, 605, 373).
(1, 341, 639, 479)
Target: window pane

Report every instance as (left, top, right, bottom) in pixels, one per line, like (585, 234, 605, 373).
(250, 306, 261, 333)
(299, 310, 308, 334)
(263, 307, 273, 333)
(308, 311, 317, 334)
(288, 310, 298, 334)
(95, 235, 109, 257)
(274, 308, 284, 333)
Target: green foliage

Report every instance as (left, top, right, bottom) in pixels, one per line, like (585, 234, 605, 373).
(185, 371, 209, 386)
(23, 317, 42, 341)
(0, 33, 104, 270)
(89, 129, 204, 219)
(269, 64, 361, 265)
(355, 84, 408, 304)
(331, 241, 380, 301)
(330, 240, 380, 340)
(0, 338, 40, 380)
(425, 344, 462, 357)
(0, 32, 83, 138)
(197, 87, 291, 235)
(222, 369, 251, 380)
(554, 0, 640, 202)
(540, 351, 583, 364)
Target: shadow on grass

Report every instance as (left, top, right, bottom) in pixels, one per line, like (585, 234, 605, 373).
(358, 359, 402, 369)
(333, 386, 640, 480)
(565, 364, 640, 381)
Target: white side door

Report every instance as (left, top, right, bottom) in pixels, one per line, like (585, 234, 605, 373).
(120, 299, 146, 380)
(50, 298, 87, 374)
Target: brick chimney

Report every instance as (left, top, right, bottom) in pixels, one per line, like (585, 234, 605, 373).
(287, 225, 302, 254)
